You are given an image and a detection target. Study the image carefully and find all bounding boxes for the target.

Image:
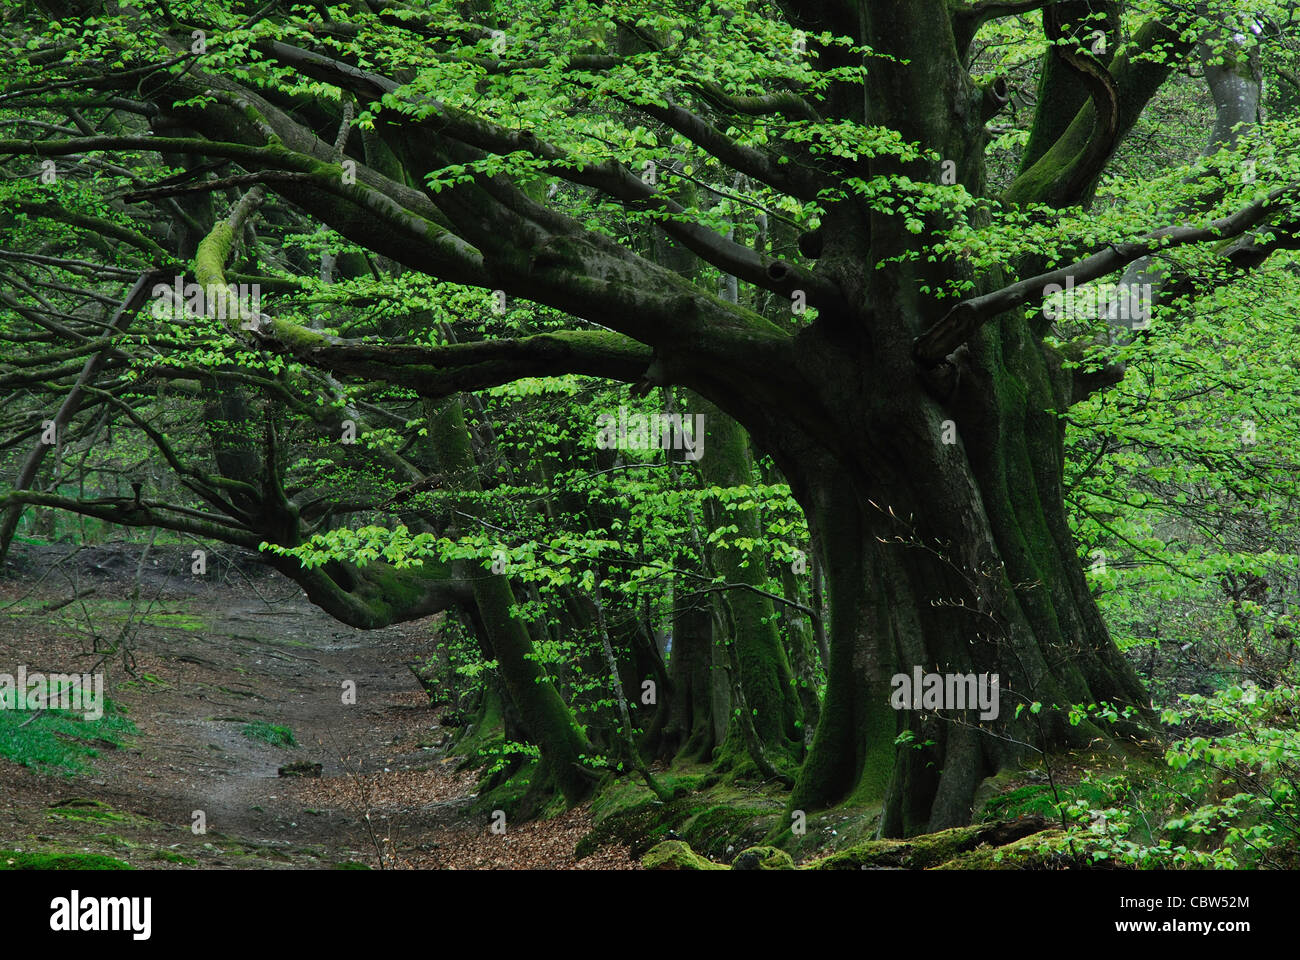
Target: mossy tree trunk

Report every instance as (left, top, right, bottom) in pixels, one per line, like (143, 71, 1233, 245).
(753, 0, 1158, 833)
(694, 396, 803, 774)
(771, 316, 1149, 832)
(661, 584, 717, 762)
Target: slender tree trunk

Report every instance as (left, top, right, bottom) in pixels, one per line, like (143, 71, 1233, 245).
(694, 396, 803, 772)
(663, 584, 717, 761)
(426, 397, 594, 803)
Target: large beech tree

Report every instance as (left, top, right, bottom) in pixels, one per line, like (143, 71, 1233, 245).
(3, 0, 1299, 834)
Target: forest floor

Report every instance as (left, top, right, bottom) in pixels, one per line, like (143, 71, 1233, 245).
(0, 540, 636, 870)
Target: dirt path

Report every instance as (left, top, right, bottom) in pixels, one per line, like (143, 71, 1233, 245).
(0, 542, 634, 869)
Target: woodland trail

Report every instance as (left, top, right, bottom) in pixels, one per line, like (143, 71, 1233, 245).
(0, 542, 634, 869)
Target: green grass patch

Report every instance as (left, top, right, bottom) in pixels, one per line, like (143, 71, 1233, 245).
(3, 596, 208, 632)
(241, 721, 295, 747)
(0, 679, 135, 774)
(56, 608, 207, 632)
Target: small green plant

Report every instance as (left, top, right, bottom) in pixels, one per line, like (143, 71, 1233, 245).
(152, 850, 197, 865)
(1062, 683, 1300, 868)
(478, 739, 540, 775)
(241, 722, 296, 747)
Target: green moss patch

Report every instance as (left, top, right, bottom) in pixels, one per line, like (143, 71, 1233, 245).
(732, 845, 795, 870)
(46, 798, 140, 826)
(576, 796, 689, 860)
(642, 840, 727, 870)
(680, 802, 775, 859)
(809, 818, 1057, 870)
(151, 850, 198, 865)
(579, 769, 787, 861)
(932, 830, 1075, 869)
(0, 849, 131, 870)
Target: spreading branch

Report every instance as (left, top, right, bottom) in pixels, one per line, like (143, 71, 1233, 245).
(914, 184, 1300, 366)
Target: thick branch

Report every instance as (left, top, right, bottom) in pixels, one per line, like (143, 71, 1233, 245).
(1004, 16, 1193, 207)
(258, 325, 655, 397)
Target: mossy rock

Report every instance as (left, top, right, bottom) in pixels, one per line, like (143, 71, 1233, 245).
(49, 797, 116, 811)
(812, 837, 917, 870)
(642, 840, 727, 871)
(732, 845, 795, 870)
(278, 761, 323, 778)
(932, 830, 1072, 869)
(680, 804, 772, 859)
(769, 804, 883, 858)
(579, 769, 786, 860)
(811, 817, 1054, 870)
(45, 798, 137, 825)
(575, 797, 692, 860)
(1, 849, 131, 870)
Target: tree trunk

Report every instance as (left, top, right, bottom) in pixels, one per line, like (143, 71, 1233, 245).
(426, 396, 595, 804)
(662, 584, 717, 762)
(694, 397, 803, 772)
(772, 312, 1150, 835)
(729, 0, 1156, 834)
